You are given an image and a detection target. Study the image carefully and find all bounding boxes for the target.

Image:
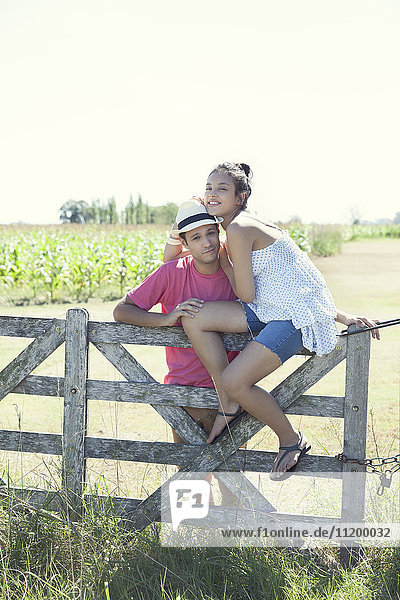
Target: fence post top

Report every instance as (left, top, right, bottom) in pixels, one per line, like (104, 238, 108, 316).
(66, 307, 89, 318)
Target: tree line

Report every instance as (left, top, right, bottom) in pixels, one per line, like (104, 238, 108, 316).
(59, 196, 178, 225)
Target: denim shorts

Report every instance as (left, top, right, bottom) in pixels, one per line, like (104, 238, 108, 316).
(241, 302, 304, 364)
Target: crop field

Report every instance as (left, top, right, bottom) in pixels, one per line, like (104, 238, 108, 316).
(1, 223, 399, 305)
(0, 224, 168, 304)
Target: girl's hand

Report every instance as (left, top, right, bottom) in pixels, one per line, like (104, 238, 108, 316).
(343, 315, 381, 340)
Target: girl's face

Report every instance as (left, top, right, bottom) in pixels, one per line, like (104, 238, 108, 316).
(204, 172, 242, 219)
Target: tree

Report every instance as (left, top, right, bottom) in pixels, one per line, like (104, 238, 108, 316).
(349, 205, 362, 225)
(136, 194, 146, 224)
(394, 212, 400, 225)
(149, 203, 178, 224)
(125, 195, 136, 224)
(59, 196, 178, 225)
(106, 197, 119, 224)
(59, 200, 90, 224)
(90, 199, 101, 224)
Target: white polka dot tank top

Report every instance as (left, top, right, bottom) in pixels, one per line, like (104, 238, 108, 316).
(247, 231, 338, 356)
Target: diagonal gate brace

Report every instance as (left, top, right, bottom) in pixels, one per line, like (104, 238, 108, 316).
(0, 320, 65, 402)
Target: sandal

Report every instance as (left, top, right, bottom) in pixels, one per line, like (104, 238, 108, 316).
(212, 406, 247, 444)
(271, 432, 311, 480)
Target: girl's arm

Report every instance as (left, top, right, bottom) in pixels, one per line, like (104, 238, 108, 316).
(222, 222, 255, 303)
(163, 223, 191, 262)
(336, 308, 381, 339)
(163, 238, 191, 262)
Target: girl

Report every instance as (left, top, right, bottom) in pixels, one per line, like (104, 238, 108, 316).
(164, 163, 379, 479)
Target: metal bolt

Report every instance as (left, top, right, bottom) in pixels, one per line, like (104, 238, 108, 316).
(71, 388, 77, 394)
(56, 326, 61, 332)
(352, 405, 359, 412)
(92, 330, 96, 335)
(207, 455, 213, 461)
(351, 468, 358, 472)
(336, 345, 341, 351)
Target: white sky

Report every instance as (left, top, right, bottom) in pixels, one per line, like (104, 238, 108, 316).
(0, 0, 399, 225)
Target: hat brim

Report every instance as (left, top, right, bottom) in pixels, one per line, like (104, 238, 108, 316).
(172, 216, 223, 236)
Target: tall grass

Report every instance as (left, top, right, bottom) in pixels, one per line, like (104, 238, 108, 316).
(1, 487, 399, 600)
(309, 226, 344, 257)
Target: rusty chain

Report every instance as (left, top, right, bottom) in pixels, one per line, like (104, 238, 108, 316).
(336, 452, 400, 495)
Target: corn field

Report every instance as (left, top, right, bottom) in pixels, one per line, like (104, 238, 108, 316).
(0, 225, 166, 304)
(0, 223, 399, 304)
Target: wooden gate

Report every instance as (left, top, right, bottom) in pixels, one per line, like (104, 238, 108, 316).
(0, 308, 371, 556)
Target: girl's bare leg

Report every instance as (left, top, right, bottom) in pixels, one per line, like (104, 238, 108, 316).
(181, 301, 248, 434)
(182, 301, 308, 478)
(220, 342, 308, 478)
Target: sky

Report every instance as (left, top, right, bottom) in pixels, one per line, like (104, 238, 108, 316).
(0, 0, 399, 225)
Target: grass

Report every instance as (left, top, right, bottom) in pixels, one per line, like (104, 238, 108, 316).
(0, 237, 399, 598)
(1, 491, 400, 599)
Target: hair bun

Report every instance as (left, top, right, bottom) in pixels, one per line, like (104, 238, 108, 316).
(239, 163, 252, 178)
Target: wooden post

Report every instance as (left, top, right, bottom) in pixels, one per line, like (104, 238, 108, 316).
(340, 328, 371, 566)
(62, 308, 89, 517)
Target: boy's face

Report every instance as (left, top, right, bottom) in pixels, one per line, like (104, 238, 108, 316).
(180, 224, 220, 267)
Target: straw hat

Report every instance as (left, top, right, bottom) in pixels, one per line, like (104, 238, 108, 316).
(172, 199, 223, 235)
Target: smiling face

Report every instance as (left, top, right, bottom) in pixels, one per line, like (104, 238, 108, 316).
(180, 223, 221, 274)
(204, 172, 244, 226)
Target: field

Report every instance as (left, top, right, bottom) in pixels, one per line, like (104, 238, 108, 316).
(0, 230, 399, 599)
(1, 223, 399, 305)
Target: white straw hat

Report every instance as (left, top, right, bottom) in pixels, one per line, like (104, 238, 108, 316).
(172, 199, 223, 234)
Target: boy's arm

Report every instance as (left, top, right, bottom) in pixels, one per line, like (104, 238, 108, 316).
(113, 295, 204, 327)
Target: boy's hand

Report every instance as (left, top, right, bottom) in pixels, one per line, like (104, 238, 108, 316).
(165, 298, 204, 325)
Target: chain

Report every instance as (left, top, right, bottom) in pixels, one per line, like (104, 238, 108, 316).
(336, 452, 400, 495)
(336, 452, 400, 471)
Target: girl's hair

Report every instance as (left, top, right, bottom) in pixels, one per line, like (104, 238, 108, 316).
(208, 162, 253, 210)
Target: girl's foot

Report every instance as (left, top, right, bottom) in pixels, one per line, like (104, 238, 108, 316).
(269, 432, 311, 480)
(207, 406, 243, 444)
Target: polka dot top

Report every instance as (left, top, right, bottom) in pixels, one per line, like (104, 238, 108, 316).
(247, 231, 338, 356)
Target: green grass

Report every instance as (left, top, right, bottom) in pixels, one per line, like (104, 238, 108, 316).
(1, 492, 400, 600)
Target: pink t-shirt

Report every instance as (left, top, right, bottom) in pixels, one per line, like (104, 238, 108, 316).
(128, 255, 238, 387)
